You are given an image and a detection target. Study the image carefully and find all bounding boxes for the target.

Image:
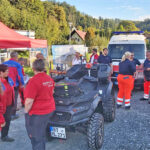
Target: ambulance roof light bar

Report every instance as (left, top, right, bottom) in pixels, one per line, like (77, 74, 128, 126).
(113, 31, 144, 35)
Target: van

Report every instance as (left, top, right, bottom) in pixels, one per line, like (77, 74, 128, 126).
(108, 31, 147, 88)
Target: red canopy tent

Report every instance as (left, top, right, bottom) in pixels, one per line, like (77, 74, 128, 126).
(0, 22, 47, 48)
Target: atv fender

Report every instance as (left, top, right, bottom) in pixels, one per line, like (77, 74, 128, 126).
(103, 81, 113, 97)
(91, 95, 101, 111)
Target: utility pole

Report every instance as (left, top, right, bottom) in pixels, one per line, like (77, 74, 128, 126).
(69, 22, 72, 45)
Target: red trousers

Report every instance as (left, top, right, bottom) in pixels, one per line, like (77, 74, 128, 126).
(143, 81, 150, 99)
(117, 74, 133, 107)
(131, 78, 135, 91)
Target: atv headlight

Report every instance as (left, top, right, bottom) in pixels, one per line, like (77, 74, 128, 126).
(73, 105, 89, 113)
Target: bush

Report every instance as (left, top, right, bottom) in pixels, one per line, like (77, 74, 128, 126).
(24, 66, 34, 77)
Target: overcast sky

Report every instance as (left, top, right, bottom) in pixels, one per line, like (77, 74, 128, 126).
(44, 0, 150, 21)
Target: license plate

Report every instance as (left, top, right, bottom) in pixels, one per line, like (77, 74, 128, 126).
(50, 126, 66, 139)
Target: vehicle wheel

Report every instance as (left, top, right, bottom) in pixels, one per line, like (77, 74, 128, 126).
(102, 90, 116, 122)
(87, 113, 104, 150)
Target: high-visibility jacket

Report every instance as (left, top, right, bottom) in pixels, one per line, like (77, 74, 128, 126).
(3, 58, 24, 87)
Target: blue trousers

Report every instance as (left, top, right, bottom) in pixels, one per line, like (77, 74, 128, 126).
(25, 113, 53, 150)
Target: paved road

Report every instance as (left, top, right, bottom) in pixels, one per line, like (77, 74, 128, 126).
(1, 90, 150, 150)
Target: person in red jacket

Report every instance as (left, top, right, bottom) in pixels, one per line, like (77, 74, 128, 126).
(3, 52, 24, 120)
(24, 59, 55, 150)
(18, 57, 25, 107)
(0, 64, 15, 142)
(89, 48, 99, 64)
(0, 81, 5, 131)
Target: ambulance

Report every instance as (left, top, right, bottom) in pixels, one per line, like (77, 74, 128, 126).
(108, 31, 147, 88)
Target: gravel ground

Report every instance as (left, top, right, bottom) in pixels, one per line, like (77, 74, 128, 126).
(1, 90, 150, 150)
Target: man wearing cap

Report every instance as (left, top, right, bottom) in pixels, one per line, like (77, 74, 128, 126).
(72, 52, 82, 65)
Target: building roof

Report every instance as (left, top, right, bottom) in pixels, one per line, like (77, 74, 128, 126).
(71, 29, 87, 40)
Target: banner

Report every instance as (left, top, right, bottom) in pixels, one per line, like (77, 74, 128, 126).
(52, 45, 88, 67)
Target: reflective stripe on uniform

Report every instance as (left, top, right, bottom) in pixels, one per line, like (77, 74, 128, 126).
(117, 101, 123, 105)
(125, 103, 130, 106)
(125, 99, 130, 106)
(125, 99, 130, 102)
(117, 97, 123, 101)
(144, 94, 149, 99)
(117, 97, 123, 105)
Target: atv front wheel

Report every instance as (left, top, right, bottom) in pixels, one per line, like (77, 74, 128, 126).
(87, 113, 104, 149)
(102, 90, 116, 122)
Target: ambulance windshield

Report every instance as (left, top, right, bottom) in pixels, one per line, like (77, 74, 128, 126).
(108, 44, 145, 60)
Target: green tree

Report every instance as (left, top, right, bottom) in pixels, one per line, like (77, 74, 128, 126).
(77, 25, 83, 31)
(117, 21, 139, 31)
(85, 27, 96, 47)
(117, 24, 124, 31)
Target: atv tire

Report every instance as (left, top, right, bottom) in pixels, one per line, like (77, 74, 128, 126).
(102, 90, 116, 122)
(87, 113, 104, 150)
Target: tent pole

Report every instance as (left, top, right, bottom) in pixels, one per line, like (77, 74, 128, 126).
(29, 49, 31, 67)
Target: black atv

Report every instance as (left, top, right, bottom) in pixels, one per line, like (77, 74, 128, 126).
(47, 64, 116, 150)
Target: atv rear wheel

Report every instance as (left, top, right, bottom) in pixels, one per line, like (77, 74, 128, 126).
(87, 113, 104, 150)
(102, 90, 116, 122)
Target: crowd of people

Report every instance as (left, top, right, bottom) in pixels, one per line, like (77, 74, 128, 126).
(72, 48, 112, 67)
(0, 49, 150, 150)
(72, 48, 150, 110)
(0, 51, 55, 150)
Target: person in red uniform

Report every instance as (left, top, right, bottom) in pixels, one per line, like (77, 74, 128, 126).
(0, 81, 5, 131)
(3, 52, 24, 120)
(117, 52, 136, 109)
(24, 59, 55, 150)
(0, 64, 15, 142)
(18, 57, 25, 107)
(140, 51, 150, 101)
(89, 48, 99, 64)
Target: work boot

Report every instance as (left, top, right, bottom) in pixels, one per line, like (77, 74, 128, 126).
(125, 106, 130, 110)
(117, 104, 122, 109)
(1, 136, 15, 142)
(140, 97, 148, 101)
